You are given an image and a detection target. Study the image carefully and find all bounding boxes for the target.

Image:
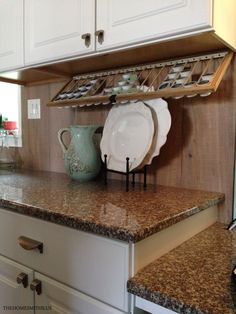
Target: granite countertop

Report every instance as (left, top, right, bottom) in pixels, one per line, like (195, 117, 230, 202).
(0, 170, 224, 242)
(128, 223, 236, 314)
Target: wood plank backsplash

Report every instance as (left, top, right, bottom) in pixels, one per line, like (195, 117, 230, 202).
(18, 57, 236, 224)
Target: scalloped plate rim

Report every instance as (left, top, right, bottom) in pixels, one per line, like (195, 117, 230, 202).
(100, 102, 155, 172)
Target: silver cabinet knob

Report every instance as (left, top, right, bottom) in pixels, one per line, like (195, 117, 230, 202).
(81, 33, 91, 47)
(16, 272, 28, 288)
(30, 279, 42, 295)
(95, 30, 104, 44)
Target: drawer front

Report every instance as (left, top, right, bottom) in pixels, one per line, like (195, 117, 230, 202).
(0, 208, 129, 311)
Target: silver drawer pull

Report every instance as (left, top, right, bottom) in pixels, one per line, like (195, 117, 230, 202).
(18, 236, 43, 254)
(16, 272, 28, 288)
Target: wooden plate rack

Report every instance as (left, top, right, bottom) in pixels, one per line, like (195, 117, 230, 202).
(47, 51, 233, 108)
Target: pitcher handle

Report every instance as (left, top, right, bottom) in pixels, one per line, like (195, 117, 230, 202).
(58, 128, 70, 154)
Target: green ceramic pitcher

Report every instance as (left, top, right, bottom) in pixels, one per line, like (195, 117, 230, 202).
(58, 125, 101, 182)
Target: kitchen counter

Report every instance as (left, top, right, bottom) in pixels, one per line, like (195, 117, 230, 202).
(127, 223, 236, 314)
(0, 170, 224, 242)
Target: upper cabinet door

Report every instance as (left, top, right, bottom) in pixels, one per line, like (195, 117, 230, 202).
(96, 0, 213, 50)
(25, 0, 95, 65)
(0, 0, 24, 72)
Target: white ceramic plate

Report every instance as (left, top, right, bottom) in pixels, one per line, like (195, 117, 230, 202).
(100, 102, 154, 172)
(140, 98, 171, 166)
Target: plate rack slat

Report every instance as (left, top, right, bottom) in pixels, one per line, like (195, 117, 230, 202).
(47, 51, 233, 108)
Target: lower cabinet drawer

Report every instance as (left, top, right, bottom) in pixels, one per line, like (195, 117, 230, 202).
(0, 208, 129, 312)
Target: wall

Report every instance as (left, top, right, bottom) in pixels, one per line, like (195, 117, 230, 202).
(19, 58, 236, 224)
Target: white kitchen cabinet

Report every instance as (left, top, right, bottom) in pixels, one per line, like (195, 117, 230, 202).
(0, 255, 124, 314)
(0, 208, 129, 312)
(96, 0, 213, 50)
(0, 0, 236, 77)
(24, 0, 95, 65)
(34, 273, 124, 314)
(0, 255, 34, 314)
(0, 0, 24, 72)
(0, 203, 219, 314)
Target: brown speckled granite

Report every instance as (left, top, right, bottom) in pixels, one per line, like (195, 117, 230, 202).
(128, 223, 236, 314)
(0, 170, 224, 242)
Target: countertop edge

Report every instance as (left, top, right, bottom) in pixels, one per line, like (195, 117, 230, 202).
(127, 223, 235, 314)
(127, 280, 208, 314)
(0, 199, 132, 242)
(0, 194, 225, 243)
(0, 194, 224, 243)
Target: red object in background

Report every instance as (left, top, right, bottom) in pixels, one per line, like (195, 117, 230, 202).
(3, 121, 17, 130)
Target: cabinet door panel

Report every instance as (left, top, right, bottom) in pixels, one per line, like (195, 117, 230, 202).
(96, 0, 213, 50)
(0, 0, 24, 72)
(0, 255, 34, 314)
(34, 273, 124, 314)
(25, 0, 95, 65)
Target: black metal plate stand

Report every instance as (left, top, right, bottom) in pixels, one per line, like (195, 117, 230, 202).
(103, 154, 147, 192)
